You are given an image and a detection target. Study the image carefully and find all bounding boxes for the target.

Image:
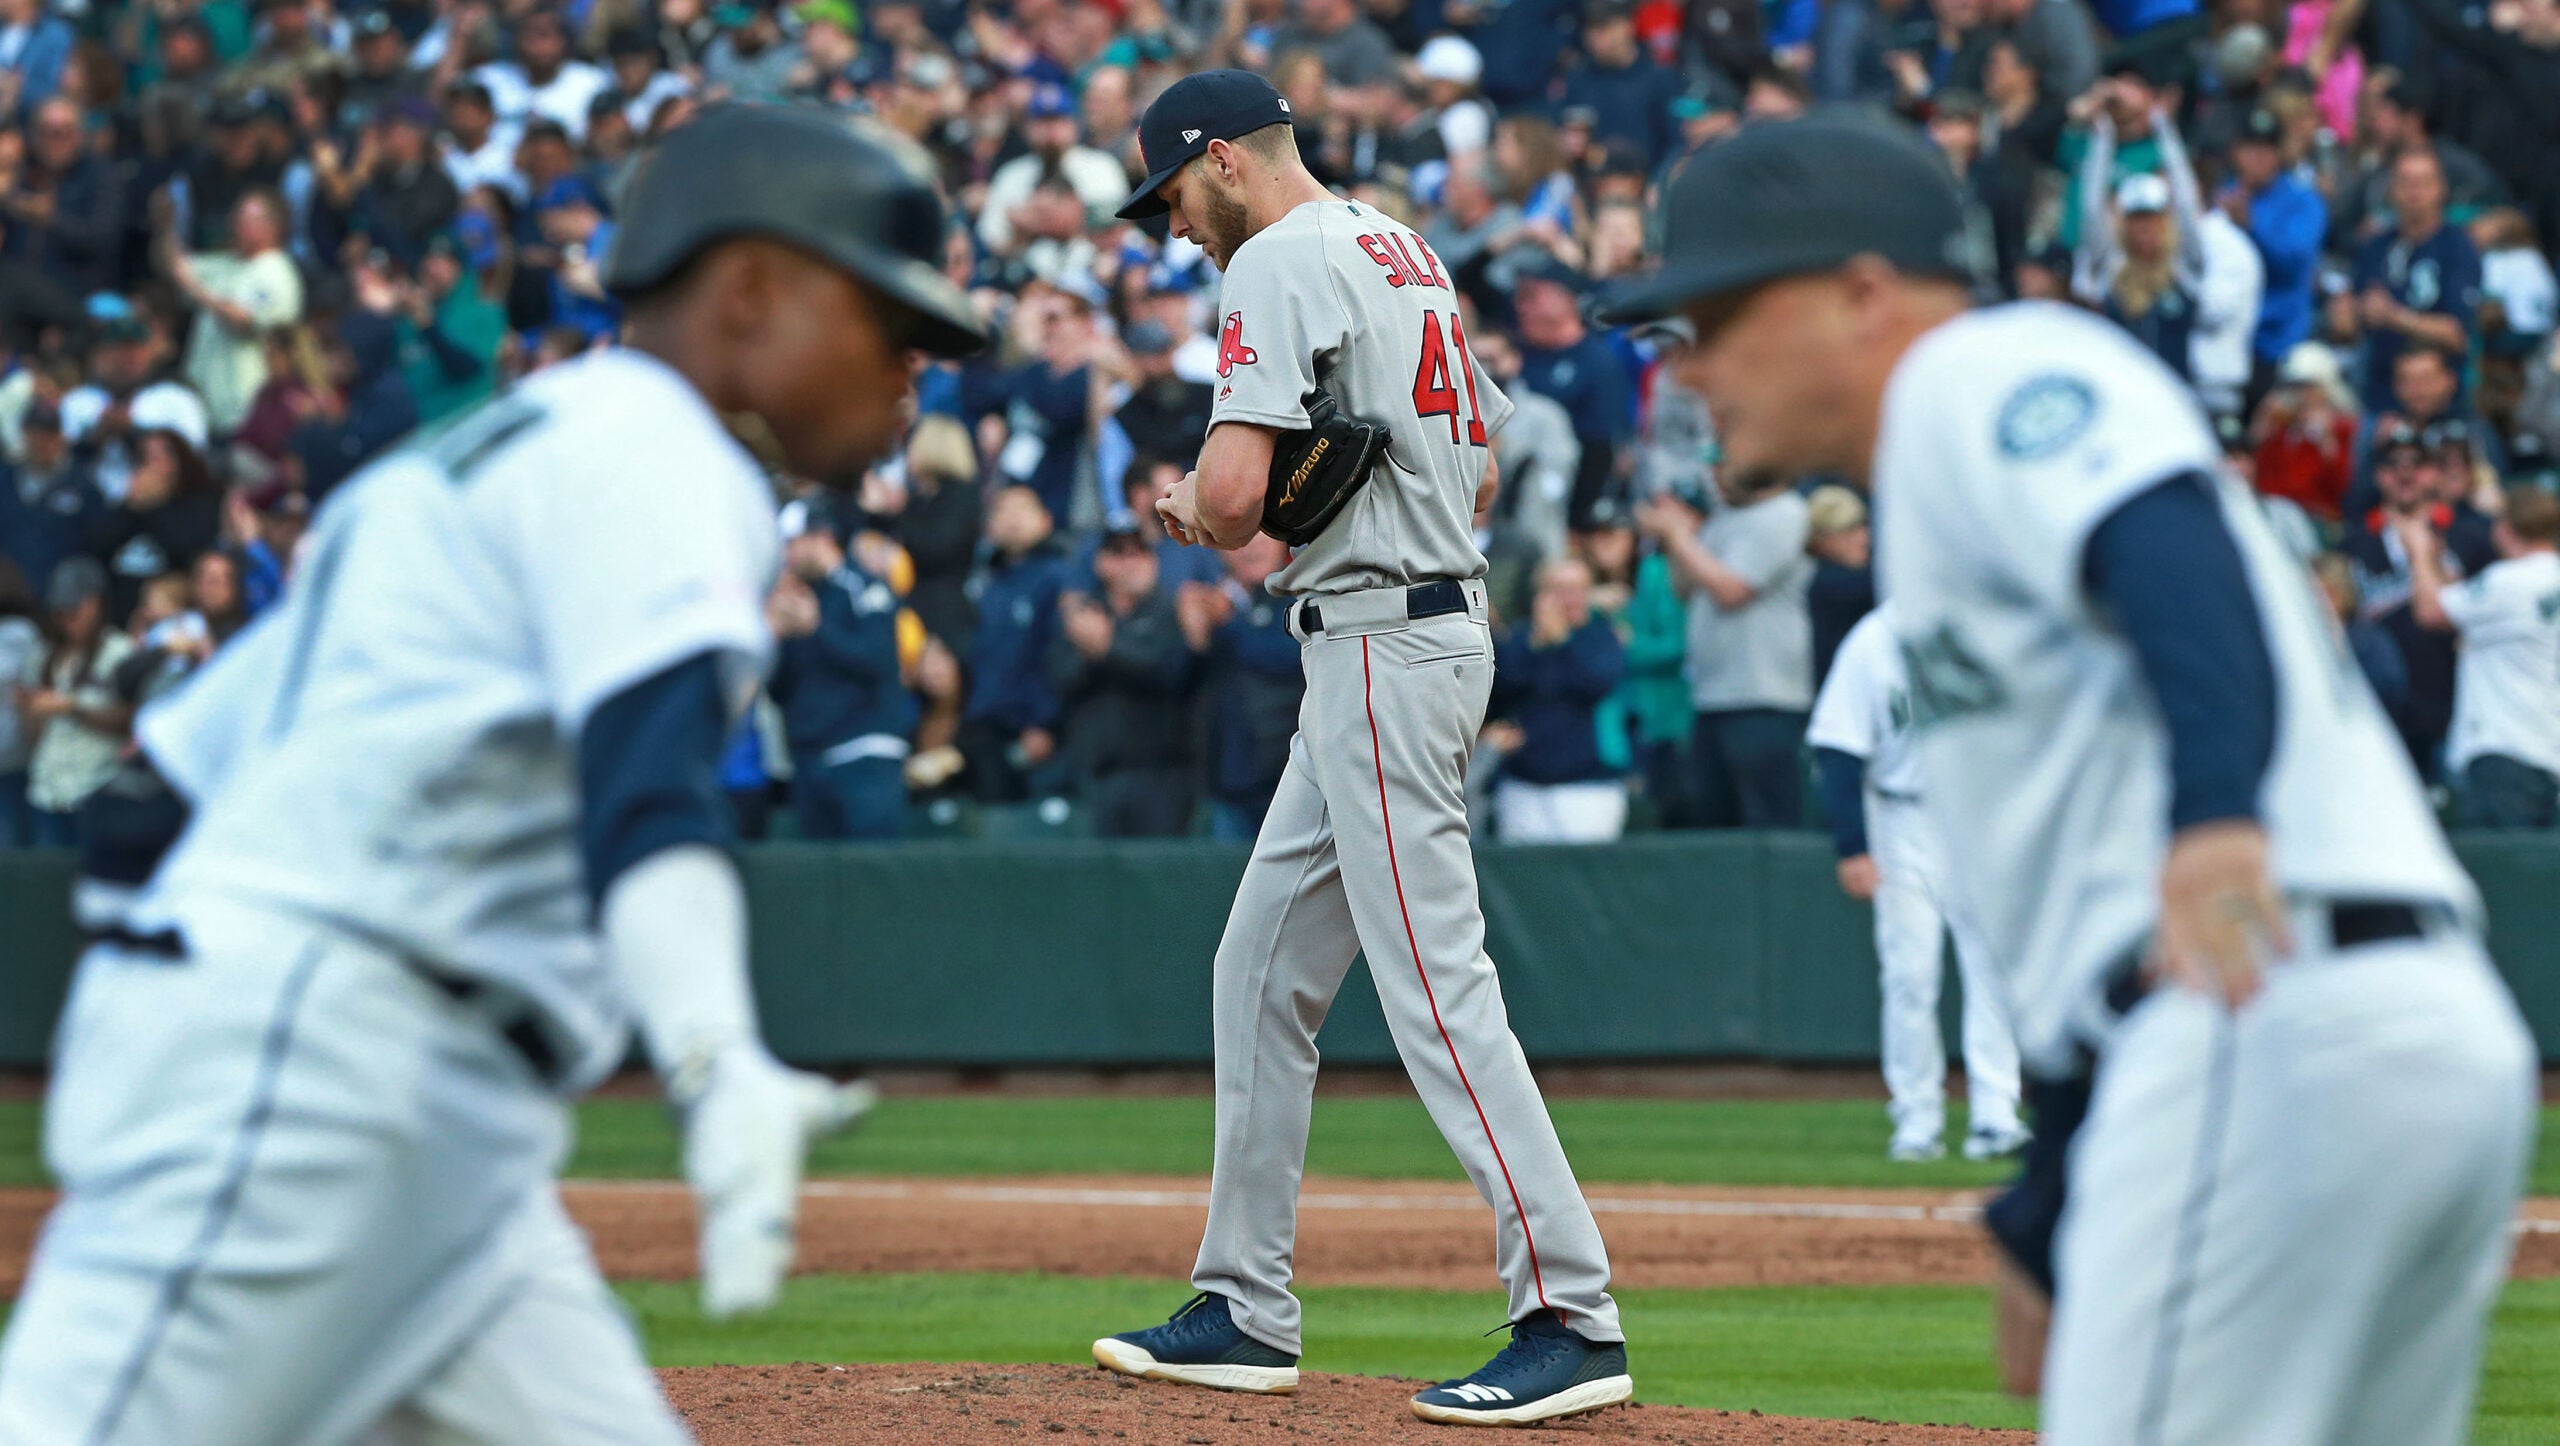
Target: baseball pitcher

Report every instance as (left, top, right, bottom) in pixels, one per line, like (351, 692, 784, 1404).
(0, 108, 988, 1445)
(1087, 70, 1632, 1429)
(1605, 112, 2535, 1446)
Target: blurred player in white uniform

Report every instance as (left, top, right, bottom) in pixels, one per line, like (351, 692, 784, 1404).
(0, 107, 988, 1446)
(1808, 605, 2026, 1162)
(1605, 112, 2535, 1446)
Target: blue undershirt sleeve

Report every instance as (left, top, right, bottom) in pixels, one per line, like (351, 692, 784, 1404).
(579, 651, 737, 916)
(2081, 473, 2278, 833)
(1813, 746, 1869, 860)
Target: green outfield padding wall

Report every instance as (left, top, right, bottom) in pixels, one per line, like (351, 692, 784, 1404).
(6, 835, 2560, 1069)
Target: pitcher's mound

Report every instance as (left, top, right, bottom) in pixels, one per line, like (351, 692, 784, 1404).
(662, 1362, 2031, 1443)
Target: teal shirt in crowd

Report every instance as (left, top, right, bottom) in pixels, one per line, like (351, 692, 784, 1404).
(398, 283, 508, 426)
(2053, 126, 2163, 252)
(1596, 552, 1690, 771)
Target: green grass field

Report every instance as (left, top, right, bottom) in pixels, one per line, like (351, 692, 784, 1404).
(7, 1093, 2558, 1193)
(3, 1091, 2555, 1436)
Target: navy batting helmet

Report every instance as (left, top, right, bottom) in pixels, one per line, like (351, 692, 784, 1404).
(603, 104, 988, 358)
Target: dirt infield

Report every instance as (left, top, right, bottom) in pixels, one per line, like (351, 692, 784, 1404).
(6, 1176, 2558, 1297)
(662, 1363, 2035, 1444)
(7, 1179, 2555, 1444)
(565, 1176, 2011, 1290)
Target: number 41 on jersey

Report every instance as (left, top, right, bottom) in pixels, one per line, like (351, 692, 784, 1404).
(1413, 310, 1487, 447)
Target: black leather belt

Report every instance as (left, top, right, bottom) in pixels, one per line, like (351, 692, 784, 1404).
(1294, 578, 1466, 635)
(2103, 899, 2446, 1019)
(421, 971, 565, 1086)
(92, 922, 561, 1085)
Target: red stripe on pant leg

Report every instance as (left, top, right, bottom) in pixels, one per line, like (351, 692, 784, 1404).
(1361, 636, 1553, 1318)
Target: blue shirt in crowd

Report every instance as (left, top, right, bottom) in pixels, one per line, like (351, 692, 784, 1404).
(2351, 223, 2483, 411)
(964, 540, 1068, 735)
(1492, 617, 1628, 786)
(770, 561, 917, 756)
(2241, 171, 2329, 364)
(1519, 333, 1637, 450)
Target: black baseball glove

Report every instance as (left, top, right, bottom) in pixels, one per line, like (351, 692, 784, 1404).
(1261, 391, 1391, 547)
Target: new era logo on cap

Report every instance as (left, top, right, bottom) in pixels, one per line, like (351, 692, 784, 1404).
(1183, 128, 1202, 142)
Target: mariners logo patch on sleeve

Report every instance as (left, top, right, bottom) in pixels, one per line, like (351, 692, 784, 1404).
(1995, 375, 2098, 461)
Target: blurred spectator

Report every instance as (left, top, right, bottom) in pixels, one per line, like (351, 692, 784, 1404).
(22, 555, 130, 847)
(959, 484, 1067, 803)
(0, 402, 101, 591)
(2344, 417, 2496, 780)
(2054, 62, 2171, 251)
(190, 548, 248, 643)
(0, 559, 38, 846)
(1413, 34, 1492, 160)
(2331, 74, 2509, 250)
(2073, 112, 2204, 382)
(2345, 147, 2482, 415)
(395, 237, 505, 423)
(439, 80, 520, 198)
(1104, 319, 1212, 467)
(2251, 341, 2358, 522)
(889, 413, 986, 654)
(2475, 206, 2557, 356)
(14, 95, 129, 296)
(1559, 0, 1680, 171)
(1449, 0, 1579, 110)
(767, 498, 917, 841)
(2312, 548, 2411, 725)
(1050, 519, 1197, 837)
(2219, 107, 2327, 400)
(2400, 485, 2560, 828)
(1270, 0, 1399, 91)
(1473, 324, 1576, 555)
(344, 99, 463, 268)
(479, 8, 612, 140)
(90, 428, 219, 625)
(1578, 501, 1688, 827)
(1922, 92, 2000, 301)
(1803, 483, 1873, 684)
(1812, 0, 1926, 106)
(291, 309, 419, 503)
(1640, 470, 1812, 830)
(977, 84, 1127, 257)
(1985, 0, 2097, 105)
(1513, 262, 1632, 523)
(165, 188, 303, 433)
(0, 0, 77, 112)
(969, 282, 1098, 522)
(1485, 555, 1628, 843)
(1180, 533, 1301, 842)
(65, 316, 211, 502)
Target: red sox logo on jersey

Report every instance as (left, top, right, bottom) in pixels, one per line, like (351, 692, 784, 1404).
(1217, 312, 1258, 378)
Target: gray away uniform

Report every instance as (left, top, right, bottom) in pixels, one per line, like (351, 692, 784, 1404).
(1189, 199, 1623, 1351)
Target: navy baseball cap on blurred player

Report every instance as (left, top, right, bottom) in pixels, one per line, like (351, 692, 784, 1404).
(1597, 110, 1977, 327)
(1116, 70, 1295, 220)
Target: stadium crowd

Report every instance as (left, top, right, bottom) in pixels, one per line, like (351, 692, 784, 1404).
(2, 0, 2559, 852)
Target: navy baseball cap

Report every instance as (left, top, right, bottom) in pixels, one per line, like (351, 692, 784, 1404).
(1117, 70, 1295, 220)
(1597, 110, 1975, 327)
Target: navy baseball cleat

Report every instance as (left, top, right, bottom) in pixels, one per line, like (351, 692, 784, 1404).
(1092, 1293, 1300, 1394)
(1409, 1310, 1633, 1426)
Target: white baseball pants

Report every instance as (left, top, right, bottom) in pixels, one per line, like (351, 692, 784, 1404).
(1868, 795, 2022, 1141)
(0, 896, 688, 1446)
(2041, 924, 2535, 1446)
